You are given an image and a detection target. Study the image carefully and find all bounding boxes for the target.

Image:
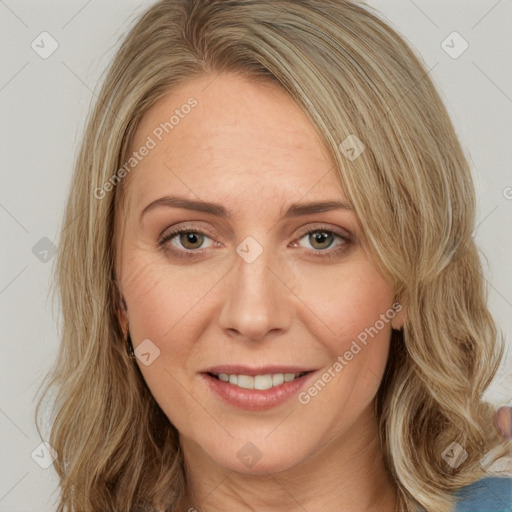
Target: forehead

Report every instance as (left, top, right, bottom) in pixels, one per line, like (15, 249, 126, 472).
(124, 73, 345, 212)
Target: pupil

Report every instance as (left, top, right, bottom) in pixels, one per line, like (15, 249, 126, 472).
(181, 232, 202, 249)
(311, 232, 332, 249)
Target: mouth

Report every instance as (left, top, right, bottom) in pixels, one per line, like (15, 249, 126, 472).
(200, 366, 317, 411)
(206, 371, 310, 390)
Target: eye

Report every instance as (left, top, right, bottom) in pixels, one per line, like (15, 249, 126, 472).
(158, 225, 352, 260)
(158, 228, 215, 256)
(300, 230, 335, 250)
(293, 227, 351, 258)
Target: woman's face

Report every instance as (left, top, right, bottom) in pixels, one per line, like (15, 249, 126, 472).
(116, 73, 403, 474)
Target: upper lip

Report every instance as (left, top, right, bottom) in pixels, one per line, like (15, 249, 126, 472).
(202, 365, 316, 376)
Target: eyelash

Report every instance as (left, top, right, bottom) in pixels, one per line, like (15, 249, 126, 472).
(158, 225, 351, 260)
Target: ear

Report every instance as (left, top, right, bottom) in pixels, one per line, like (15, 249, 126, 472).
(390, 300, 405, 330)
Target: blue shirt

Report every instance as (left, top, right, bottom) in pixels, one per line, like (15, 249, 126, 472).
(454, 476, 512, 512)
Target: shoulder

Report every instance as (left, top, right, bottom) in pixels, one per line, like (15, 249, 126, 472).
(453, 476, 512, 512)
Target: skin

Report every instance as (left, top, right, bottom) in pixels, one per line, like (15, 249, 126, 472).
(115, 72, 404, 512)
(495, 406, 512, 441)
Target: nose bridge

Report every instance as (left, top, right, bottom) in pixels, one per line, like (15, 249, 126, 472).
(236, 236, 273, 293)
(218, 235, 290, 340)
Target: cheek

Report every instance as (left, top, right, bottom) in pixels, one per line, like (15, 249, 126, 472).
(120, 256, 222, 432)
(289, 260, 394, 349)
(120, 249, 227, 356)
(291, 262, 394, 402)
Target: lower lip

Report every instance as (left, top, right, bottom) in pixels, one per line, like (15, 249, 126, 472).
(201, 372, 316, 411)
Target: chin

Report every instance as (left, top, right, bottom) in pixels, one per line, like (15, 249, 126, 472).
(225, 453, 302, 476)
(203, 436, 312, 476)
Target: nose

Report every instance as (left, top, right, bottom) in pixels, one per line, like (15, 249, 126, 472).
(218, 239, 293, 342)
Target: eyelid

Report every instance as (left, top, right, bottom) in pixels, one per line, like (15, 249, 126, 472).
(158, 223, 219, 244)
(158, 223, 352, 257)
(295, 223, 352, 241)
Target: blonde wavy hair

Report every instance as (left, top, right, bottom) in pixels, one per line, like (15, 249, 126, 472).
(36, 0, 512, 510)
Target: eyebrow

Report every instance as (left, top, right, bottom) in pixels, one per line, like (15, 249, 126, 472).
(140, 195, 352, 219)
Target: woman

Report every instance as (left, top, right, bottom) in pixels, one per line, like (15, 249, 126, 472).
(36, 0, 512, 510)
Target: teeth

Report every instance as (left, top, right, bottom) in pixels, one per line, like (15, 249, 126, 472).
(272, 373, 284, 386)
(216, 372, 305, 390)
(254, 375, 272, 390)
(237, 375, 254, 389)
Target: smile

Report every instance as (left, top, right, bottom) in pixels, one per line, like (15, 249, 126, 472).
(211, 372, 308, 390)
(202, 368, 316, 411)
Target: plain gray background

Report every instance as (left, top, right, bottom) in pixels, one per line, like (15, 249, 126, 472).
(0, 1, 511, 510)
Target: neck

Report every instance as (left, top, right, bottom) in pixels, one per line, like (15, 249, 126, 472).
(175, 403, 397, 512)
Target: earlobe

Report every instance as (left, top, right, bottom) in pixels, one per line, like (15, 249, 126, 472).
(117, 300, 129, 336)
